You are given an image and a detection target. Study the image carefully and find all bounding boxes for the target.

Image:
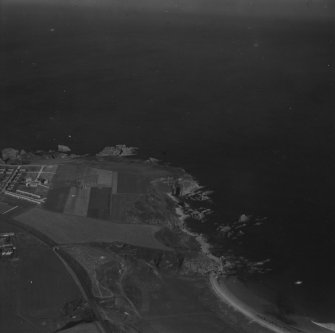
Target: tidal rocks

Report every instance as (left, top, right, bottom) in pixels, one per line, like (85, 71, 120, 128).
(238, 214, 250, 224)
(96, 145, 138, 157)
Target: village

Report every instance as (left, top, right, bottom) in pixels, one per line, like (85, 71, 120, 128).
(0, 164, 57, 204)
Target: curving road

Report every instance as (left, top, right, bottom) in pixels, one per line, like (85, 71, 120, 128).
(2, 214, 107, 333)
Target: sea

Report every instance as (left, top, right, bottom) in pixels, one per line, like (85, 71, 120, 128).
(1, 0, 334, 326)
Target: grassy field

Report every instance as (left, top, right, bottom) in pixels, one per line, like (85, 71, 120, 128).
(14, 207, 169, 250)
(58, 322, 102, 333)
(0, 217, 83, 333)
(87, 187, 112, 219)
(117, 172, 151, 194)
(44, 164, 81, 212)
(64, 186, 91, 216)
(89, 168, 114, 187)
(45, 161, 173, 223)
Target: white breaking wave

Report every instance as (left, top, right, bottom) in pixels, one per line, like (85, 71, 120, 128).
(312, 321, 335, 332)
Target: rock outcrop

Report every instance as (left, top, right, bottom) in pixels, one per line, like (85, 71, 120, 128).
(1, 147, 19, 162)
(57, 145, 71, 153)
(96, 145, 138, 157)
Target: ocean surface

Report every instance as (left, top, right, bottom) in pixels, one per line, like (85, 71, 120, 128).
(1, 0, 334, 326)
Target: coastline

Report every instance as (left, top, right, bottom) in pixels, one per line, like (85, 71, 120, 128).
(1, 147, 331, 333)
(171, 187, 331, 333)
(210, 274, 297, 333)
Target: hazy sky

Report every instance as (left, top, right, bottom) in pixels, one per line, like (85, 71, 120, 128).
(2, 0, 334, 19)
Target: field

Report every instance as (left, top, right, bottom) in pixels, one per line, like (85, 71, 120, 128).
(0, 217, 83, 333)
(86, 187, 112, 219)
(0, 201, 16, 214)
(44, 164, 82, 212)
(64, 186, 91, 217)
(116, 172, 151, 194)
(57, 322, 102, 333)
(44, 162, 172, 227)
(14, 207, 169, 250)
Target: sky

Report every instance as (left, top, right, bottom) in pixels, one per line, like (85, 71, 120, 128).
(2, 0, 334, 19)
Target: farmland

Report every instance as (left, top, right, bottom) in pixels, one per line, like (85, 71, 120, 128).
(14, 207, 169, 250)
(3, 156, 244, 332)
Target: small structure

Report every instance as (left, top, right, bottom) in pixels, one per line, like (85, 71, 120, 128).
(39, 178, 48, 185)
(0, 232, 16, 258)
(25, 177, 41, 188)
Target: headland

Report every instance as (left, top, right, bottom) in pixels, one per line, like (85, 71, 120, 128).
(0, 146, 330, 333)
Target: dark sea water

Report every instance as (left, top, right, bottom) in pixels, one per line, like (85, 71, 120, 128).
(1, 0, 335, 326)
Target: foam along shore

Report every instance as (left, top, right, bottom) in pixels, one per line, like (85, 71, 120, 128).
(175, 202, 291, 333)
(171, 188, 330, 333)
(312, 322, 335, 332)
(210, 274, 296, 333)
(2, 146, 331, 333)
(174, 204, 220, 264)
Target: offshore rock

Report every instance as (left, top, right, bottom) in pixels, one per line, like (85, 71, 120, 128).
(238, 214, 250, 224)
(218, 225, 231, 234)
(96, 145, 138, 157)
(58, 145, 71, 153)
(146, 157, 160, 164)
(175, 176, 201, 197)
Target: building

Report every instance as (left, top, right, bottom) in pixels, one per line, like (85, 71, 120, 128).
(0, 233, 16, 258)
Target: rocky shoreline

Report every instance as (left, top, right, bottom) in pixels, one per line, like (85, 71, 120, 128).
(1, 145, 326, 333)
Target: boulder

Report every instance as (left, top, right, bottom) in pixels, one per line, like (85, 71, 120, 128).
(238, 214, 250, 224)
(1, 148, 19, 162)
(96, 145, 138, 157)
(146, 157, 159, 164)
(219, 226, 231, 234)
(19, 149, 27, 156)
(58, 145, 71, 153)
(177, 176, 201, 196)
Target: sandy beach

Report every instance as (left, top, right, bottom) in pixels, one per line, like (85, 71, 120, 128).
(211, 274, 335, 333)
(173, 190, 332, 333)
(210, 274, 298, 333)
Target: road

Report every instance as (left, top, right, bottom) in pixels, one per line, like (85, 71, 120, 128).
(3, 214, 107, 333)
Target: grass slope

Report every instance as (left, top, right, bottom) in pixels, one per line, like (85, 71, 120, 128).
(14, 207, 169, 250)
